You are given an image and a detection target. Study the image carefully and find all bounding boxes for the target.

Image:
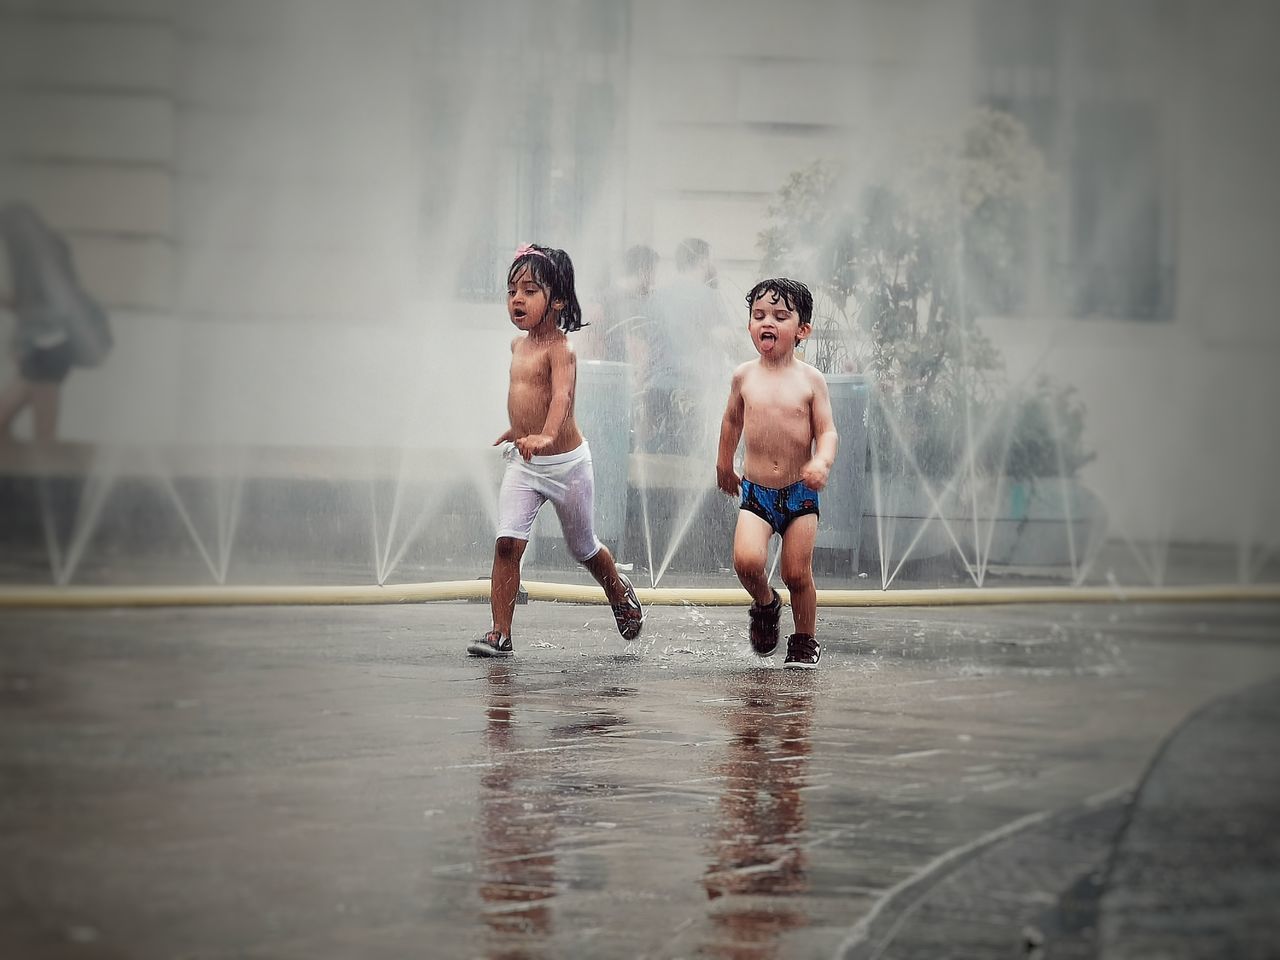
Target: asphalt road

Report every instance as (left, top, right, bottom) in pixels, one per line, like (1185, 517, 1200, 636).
(2, 599, 1277, 959)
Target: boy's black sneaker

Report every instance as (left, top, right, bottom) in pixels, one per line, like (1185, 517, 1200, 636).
(783, 633, 820, 669)
(467, 630, 513, 658)
(748, 589, 782, 657)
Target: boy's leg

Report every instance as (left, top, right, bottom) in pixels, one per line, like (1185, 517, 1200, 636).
(489, 536, 527, 638)
(780, 514, 821, 668)
(779, 514, 819, 635)
(735, 510, 782, 656)
(733, 510, 774, 606)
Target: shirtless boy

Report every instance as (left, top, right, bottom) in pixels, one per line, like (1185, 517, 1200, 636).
(716, 278, 838, 668)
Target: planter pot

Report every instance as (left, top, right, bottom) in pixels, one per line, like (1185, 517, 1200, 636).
(859, 474, 1108, 573)
(859, 474, 962, 570)
(963, 477, 1108, 569)
(815, 373, 870, 557)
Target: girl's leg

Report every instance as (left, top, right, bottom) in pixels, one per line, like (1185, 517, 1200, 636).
(581, 545, 627, 606)
(582, 546, 644, 640)
(0, 377, 32, 441)
(733, 510, 775, 606)
(551, 452, 627, 607)
(29, 382, 61, 443)
(551, 454, 643, 639)
(490, 536, 527, 638)
(490, 454, 546, 639)
(779, 514, 819, 635)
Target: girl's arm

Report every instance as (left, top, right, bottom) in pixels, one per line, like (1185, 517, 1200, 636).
(716, 366, 746, 496)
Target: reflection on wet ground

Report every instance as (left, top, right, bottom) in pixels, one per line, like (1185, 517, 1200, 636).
(472, 665, 639, 959)
(0, 601, 1277, 958)
(701, 672, 815, 960)
(475, 663, 558, 958)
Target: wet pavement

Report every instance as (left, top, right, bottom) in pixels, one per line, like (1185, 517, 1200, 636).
(1, 600, 1277, 958)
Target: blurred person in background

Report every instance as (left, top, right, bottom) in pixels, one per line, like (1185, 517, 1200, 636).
(580, 243, 659, 365)
(0, 202, 112, 444)
(636, 237, 736, 456)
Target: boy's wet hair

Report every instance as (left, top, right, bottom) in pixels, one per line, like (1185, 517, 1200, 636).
(507, 243, 585, 333)
(745, 278, 813, 326)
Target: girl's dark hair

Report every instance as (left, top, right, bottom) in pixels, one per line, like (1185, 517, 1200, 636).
(507, 243, 584, 333)
(745, 278, 814, 325)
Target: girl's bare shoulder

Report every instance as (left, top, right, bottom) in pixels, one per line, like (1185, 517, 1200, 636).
(548, 333, 576, 360)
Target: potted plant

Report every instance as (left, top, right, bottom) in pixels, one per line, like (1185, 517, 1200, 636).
(759, 110, 1101, 579)
(967, 374, 1105, 571)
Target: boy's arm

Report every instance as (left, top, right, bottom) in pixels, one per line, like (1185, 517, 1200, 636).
(716, 366, 746, 496)
(515, 340, 576, 460)
(801, 370, 839, 491)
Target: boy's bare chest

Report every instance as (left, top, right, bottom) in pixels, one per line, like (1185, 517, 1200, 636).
(742, 375, 810, 420)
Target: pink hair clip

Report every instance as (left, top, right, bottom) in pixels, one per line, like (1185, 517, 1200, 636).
(514, 242, 551, 262)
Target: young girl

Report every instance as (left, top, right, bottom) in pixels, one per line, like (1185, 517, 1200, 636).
(469, 243, 644, 657)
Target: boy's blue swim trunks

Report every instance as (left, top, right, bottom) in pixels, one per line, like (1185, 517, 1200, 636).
(739, 478, 820, 536)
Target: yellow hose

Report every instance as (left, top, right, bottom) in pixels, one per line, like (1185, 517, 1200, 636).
(0, 580, 1277, 609)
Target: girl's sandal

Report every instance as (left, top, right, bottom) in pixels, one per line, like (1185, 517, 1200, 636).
(611, 574, 645, 640)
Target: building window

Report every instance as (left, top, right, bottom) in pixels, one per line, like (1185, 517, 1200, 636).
(977, 0, 1175, 320)
(1067, 100, 1172, 320)
(418, 1, 625, 303)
